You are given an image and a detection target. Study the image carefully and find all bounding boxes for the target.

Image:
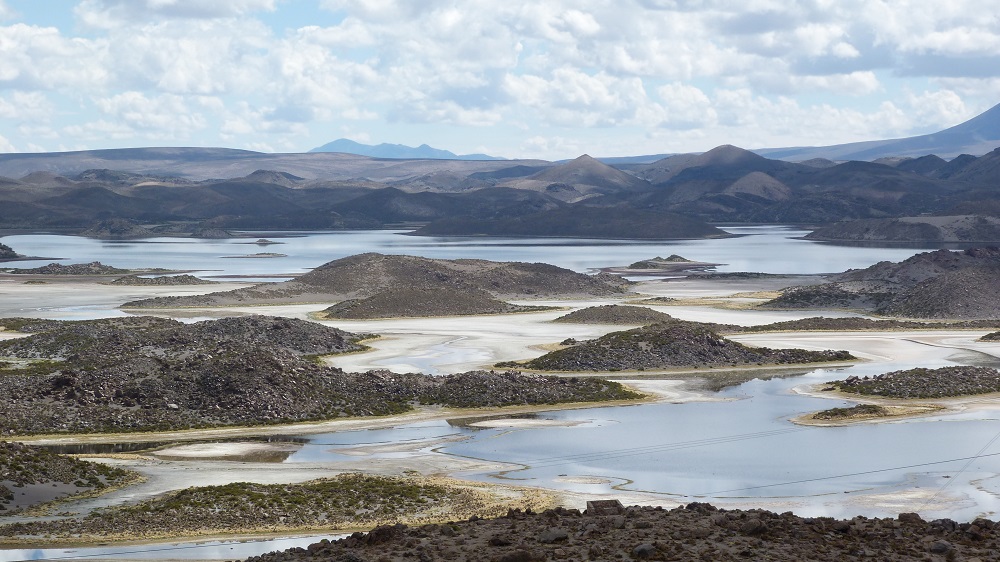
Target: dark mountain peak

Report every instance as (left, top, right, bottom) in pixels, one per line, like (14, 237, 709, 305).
(242, 169, 305, 187)
(695, 144, 766, 166)
(529, 153, 649, 192)
(896, 154, 947, 175)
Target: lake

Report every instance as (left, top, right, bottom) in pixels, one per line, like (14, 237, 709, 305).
(4, 226, 998, 560)
(1, 226, 933, 277)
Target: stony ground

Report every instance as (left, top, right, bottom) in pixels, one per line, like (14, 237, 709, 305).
(763, 248, 1000, 318)
(827, 366, 1000, 398)
(0, 316, 639, 434)
(552, 305, 674, 325)
(121, 253, 631, 308)
(322, 287, 554, 319)
(248, 502, 1000, 562)
(108, 274, 215, 285)
(2, 261, 130, 275)
(502, 321, 854, 371)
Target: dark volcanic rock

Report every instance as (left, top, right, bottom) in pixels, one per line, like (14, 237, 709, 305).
(0, 243, 17, 259)
(0, 316, 639, 434)
(830, 366, 1000, 398)
(244, 503, 1000, 562)
(122, 253, 629, 308)
(109, 274, 216, 286)
(80, 218, 154, 239)
(504, 321, 853, 371)
(552, 305, 674, 325)
(764, 248, 1000, 318)
(322, 287, 553, 319)
(5, 261, 131, 275)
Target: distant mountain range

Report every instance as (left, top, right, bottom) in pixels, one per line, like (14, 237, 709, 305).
(310, 139, 503, 161)
(756, 102, 1000, 161)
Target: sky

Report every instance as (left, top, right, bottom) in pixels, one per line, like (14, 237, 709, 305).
(1, 0, 999, 160)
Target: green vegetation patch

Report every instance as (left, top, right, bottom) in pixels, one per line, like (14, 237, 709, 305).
(0, 441, 134, 514)
(0, 474, 483, 540)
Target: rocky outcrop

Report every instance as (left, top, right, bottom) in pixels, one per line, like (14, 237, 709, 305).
(0, 316, 639, 434)
(0, 243, 17, 260)
(764, 248, 1000, 318)
(502, 321, 853, 371)
(5, 262, 131, 275)
(109, 274, 215, 286)
(553, 305, 674, 325)
(122, 253, 630, 308)
(80, 218, 154, 239)
(243, 502, 1000, 562)
(321, 288, 553, 319)
(829, 366, 1000, 398)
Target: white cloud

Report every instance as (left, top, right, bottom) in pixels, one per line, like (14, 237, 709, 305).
(0, 24, 110, 90)
(656, 83, 717, 129)
(0, 133, 16, 152)
(1, 1, 999, 155)
(95, 91, 206, 136)
(0, 91, 53, 121)
(74, 0, 277, 29)
(905, 90, 973, 130)
(504, 69, 664, 127)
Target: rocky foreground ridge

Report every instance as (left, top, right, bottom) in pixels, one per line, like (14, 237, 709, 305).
(0, 316, 638, 434)
(501, 320, 854, 371)
(122, 253, 632, 309)
(249, 502, 1000, 562)
(764, 248, 1000, 318)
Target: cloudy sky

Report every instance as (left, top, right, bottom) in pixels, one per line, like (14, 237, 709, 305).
(1, 0, 999, 160)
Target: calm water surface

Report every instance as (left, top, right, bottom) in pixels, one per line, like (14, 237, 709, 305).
(0, 226, 936, 276)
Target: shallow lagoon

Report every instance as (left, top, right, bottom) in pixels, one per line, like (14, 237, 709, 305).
(5, 226, 1000, 559)
(1, 226, 934, 277)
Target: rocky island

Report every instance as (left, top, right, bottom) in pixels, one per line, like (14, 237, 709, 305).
(499, 321, 854, 371)
(826, 366, 1000, 399)
(552, 304, 674, 325)
(320, 287, 556, 319)
(121, 253, 632, 310)
(0, 315, 640, 434)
